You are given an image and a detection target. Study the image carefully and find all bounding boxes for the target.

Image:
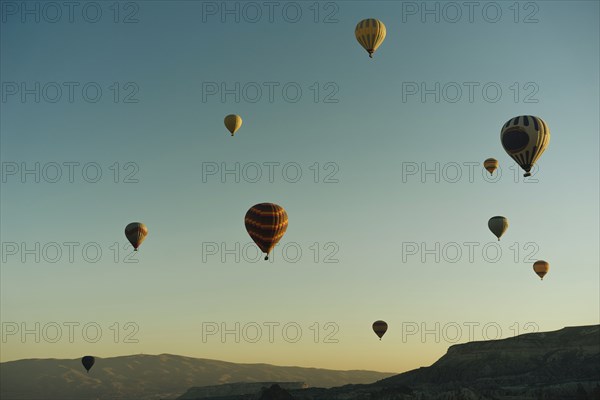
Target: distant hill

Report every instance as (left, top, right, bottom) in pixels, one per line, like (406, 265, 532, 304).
(379, 324, 600, 389)
(3, 326, 599, 400)
(175, 325, 600, 400)
(289, 325, 600, 400)
(0, 354, 395, 400)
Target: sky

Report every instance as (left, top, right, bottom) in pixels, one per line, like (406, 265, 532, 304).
(1, 0, 599, 373)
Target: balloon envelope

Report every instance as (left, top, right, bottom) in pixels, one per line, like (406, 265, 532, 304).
(245, 203, 288, 260)
(484, 158, 498, 175)
(355, 19, 386, 58)
(224, 114, 242, 136)
(501, 115, 550, 177)
(488, 216, 508, 241)
(125, 222, 148, 251)
(372, 320, 388, 340)
(81, 356, 95, 373)
(533, 260, 549, 280)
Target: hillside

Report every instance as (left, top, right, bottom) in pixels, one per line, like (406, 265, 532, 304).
(3, 326, 599, 400)
(291, 325, 600, 400)
(181, 325, 600, 400)
(0, 354, 395, 400)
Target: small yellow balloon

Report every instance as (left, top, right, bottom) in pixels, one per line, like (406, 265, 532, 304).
(224, 114, 243, 136)
(355, 19, 386, 58)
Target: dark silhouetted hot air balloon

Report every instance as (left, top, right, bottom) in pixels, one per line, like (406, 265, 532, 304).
(372, 320, 387, 340)
(355, 19, 386, 58)
(484, 158, 498, 175)
(501, 115, 550, 177)
(81, 356, 95, 373)
(125, 222, 148, 251)
(533, 260, 549, 280)
(245, 203, 288, 260)
(488, 216, 508, 241)
(224, 114, 242, 136)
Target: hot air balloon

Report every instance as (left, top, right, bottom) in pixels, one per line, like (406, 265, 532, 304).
(483, 158, 498, 175)
(81, 356, 95, 373)
(372, 320, 387, 340)
(245, 203, 288, 260)
(488, 216, 508, 241)
(355, 19, 386, 58)
(533, 260, 549, 280)
(125, 222, 148, 251)
(501, 115, 550, 177)
(224, 114, 242, 136)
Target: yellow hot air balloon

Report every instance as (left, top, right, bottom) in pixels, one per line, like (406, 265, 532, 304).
(224, 114, 242, 136)
(533, 260, 549, 280)
(372, 320, 388, 340)
(501, 115, 550, 177)
(483, 158, 499, 175)
(355, 19, 386, 58)
(125, 222, 148, 251)
(488, 216, 508, 241)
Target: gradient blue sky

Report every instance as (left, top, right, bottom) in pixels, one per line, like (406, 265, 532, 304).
(1, 0, 599, 372)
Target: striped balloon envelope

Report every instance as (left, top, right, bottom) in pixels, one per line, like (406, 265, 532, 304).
(224, 114, 242, 136)
(533, 260, 550, 280)
(501, 115, 550, 177)
(372, 320, 388, 340)
(355, 19, 386, 58)
(483, 158, 499, 175)
(244, 203, 288, 260)
(488, 216, 508, 241)
(125, 222, 148, 251)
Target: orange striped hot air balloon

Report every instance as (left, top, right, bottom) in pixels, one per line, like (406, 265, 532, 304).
(533, 260, 549, 280)
(483, 158, 499, 175)
(372, 320, 388, 340)
(125, 222, 148, 251)
(245, 203, 288, 260)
